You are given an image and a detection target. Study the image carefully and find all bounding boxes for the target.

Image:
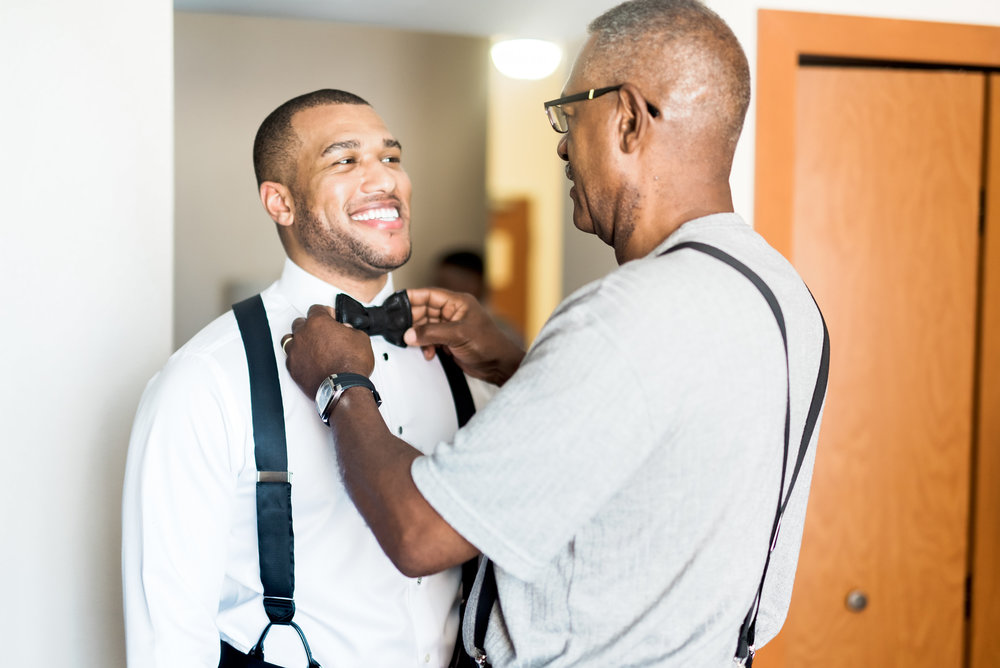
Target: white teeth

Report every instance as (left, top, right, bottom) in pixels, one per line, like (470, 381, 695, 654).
(351, 207, 399, 222)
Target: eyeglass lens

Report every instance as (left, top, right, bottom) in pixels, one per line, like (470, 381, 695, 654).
(546, 105, 568, 133)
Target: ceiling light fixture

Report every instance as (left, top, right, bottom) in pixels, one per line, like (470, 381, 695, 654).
(490, 39, 563, 80)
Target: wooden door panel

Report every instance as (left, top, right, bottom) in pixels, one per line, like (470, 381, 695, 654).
(757, 67, 983, 667)
(971, 73, 1000, 668)
(487, 198, 530, 338)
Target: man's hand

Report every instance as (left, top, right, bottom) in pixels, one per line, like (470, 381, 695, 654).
(405, 288, 526, 386)
(284, 302, 479, 577)
(284, 304, 376, 398)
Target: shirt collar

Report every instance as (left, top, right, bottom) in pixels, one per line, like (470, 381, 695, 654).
(651, 212, 747, 257)
(273, 258, 397, 316)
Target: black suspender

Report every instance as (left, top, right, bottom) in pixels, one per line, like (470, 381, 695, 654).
(661, 242, 830, 666)
(233, 296, 480, 668)
(233, 295, 321, 668)
(465, 242, 830, 668)
(438, 349, 483, 668)
(438, 348, 477, 428)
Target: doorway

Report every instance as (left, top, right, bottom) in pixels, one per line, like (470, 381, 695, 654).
(752, 11, 1000, 668)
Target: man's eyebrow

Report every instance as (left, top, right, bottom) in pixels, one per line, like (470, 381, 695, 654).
(320, 138, 401, 156)
(321, 140, 360, 156)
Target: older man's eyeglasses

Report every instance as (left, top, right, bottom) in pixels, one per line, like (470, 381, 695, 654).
(543, 85, 660, 133)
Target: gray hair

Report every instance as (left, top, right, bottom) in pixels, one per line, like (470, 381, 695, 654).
(587, 0, 750, 149)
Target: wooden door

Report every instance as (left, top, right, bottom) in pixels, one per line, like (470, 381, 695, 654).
(752, 13, 1000, 667)
(755, 65, 984, 668)
(487, 198, 530, 339)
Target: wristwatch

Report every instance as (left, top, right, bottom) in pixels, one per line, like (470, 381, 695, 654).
(315, 373, 381, 424)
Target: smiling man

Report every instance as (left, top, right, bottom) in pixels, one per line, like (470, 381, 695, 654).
(122, 89, 491, 667)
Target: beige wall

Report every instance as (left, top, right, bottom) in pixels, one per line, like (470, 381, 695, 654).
(487, 54, 572, 339)
(174, 13, 489, 346)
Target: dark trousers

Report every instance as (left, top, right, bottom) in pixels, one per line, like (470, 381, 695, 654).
(219, 640, 284, 668)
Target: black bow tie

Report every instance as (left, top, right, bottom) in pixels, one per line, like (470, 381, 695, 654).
(335, 290, 412, 347)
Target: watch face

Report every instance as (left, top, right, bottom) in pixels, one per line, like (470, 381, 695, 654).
(316, 378, 336, 415)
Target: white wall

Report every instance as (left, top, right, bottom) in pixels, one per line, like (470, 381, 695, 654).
(174, 14, 490, 346)
(0, 0, 173, 665)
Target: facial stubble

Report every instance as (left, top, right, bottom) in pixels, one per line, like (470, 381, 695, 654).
(293, 191, 413, 281)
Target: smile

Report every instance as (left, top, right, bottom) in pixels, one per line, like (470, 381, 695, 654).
(351, 207, 400, 222)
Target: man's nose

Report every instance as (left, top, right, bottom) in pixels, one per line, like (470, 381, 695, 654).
(361, 160, 395, 192)
(557, 134, 569, 162)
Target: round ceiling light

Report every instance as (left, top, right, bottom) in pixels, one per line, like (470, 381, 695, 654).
(490, 39, 563, 80)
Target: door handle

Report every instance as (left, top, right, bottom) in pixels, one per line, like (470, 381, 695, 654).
(845, 589, 868, 613)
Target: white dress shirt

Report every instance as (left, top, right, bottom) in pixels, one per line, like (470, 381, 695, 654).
(123, 259, 491, 667)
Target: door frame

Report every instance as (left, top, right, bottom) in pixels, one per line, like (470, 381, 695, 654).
(754, 11, 1000, 667)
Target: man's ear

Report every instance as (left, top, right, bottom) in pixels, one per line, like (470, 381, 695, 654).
(616, 83, 653, 154)
(260, 181, 295, 227)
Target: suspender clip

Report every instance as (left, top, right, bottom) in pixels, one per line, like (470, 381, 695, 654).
(257, 471, 292, 483)
(733, 645, 755, 666)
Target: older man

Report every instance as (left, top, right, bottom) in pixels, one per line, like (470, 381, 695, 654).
(122, 89, 491, 667)
(283, 2, 829, 666)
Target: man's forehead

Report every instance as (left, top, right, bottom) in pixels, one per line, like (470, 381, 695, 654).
(292, 103, 395, 144)
(565, 35, 600, 92)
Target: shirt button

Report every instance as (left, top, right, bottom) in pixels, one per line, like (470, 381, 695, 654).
(424, 654, 430, 663)
(383, 352, 389, 361)
(398, 426, 404, 435)
(416, 577, 423, 585)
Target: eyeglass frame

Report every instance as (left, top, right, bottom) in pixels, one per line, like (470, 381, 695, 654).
(543, 85, 660, 133)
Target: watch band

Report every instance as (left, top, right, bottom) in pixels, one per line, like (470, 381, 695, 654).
(316, 373, 381, 424)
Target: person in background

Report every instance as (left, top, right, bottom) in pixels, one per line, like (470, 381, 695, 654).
(434, 249, 524, 346)
(434, 250, 487, 302)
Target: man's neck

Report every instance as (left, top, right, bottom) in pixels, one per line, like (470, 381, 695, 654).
(327, 274, 389, 304)
(291, 256, 389, 303)
(619, 206, 733, 264)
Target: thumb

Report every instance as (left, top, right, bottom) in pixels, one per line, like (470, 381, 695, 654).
(406, 320, 466, 350)
(404, 327, 438, 360)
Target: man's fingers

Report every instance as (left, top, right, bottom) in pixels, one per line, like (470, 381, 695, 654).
(407, 287, 470, 326)
(290, 316, 306, 334)
(408, 287, 458, 310)
(307, 303, 336, 319)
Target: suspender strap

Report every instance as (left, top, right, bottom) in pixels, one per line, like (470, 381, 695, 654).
(661, 242, 829, 666)
(439, 349, 476, 428)
(474, 561, 497, 658)
(233, 295, 320, 668)
(234, 295, 296, 622)
(439, 349, 484, 668)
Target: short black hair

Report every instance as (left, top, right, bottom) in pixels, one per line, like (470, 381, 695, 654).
(438, 250, 484, 276)
(252, 89, 370, 187)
